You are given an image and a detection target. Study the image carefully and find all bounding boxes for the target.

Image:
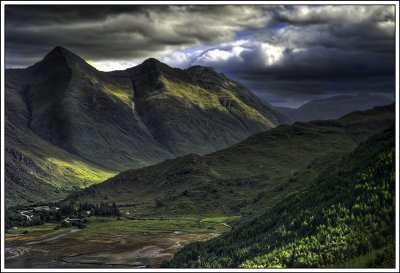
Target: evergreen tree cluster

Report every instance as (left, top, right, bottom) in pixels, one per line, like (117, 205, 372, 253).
(5, 201, 121, 229)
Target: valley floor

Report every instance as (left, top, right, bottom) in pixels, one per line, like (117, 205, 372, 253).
(5, 216, 237, 268)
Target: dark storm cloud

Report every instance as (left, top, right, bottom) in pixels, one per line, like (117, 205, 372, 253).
(5, 5, 150, 26)
(5, 5, 270, 67)
(234, 46, 394, 80)
(183, 5, 395, 105)
(276, 5, 394, 25)
(5, 4, 395, 106)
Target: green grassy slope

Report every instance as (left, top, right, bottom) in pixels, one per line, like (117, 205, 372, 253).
(5, 112, 116, 208)
(185, 65, 289, 125)
(69, 105, 394, 218)
(115, 58, 289, 156)
(5, 67, 118, 208)
(165, 125, 395, 268)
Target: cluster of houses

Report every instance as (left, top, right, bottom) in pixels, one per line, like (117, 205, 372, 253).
(18, 206, 55, 221)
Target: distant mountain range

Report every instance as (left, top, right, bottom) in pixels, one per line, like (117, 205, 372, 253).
(5, 46, 288, 207)
(277, 93, 393, 122)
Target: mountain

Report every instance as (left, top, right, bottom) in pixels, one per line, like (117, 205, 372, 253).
(277, 93, 394, 122)
(5, 46, 288, 207)
(165, 125, 395, 268)
(5, 60, 117, 207)
(68, 105, 395, 216)
(111, 59, 290, 155)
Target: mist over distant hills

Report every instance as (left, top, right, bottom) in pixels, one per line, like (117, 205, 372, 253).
(277, 93, 393, 123)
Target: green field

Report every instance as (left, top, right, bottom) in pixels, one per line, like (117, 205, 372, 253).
(7, 223, 59, 234)
(75, 215, 240, 239)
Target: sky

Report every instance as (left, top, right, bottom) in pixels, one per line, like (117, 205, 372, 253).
(4, 4, 396, 107)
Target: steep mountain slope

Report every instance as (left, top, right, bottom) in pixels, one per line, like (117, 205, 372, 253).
(5, 67, 116, 207)
(166, 125, 395, 268)
(112, 59, 290, 155)
(278, 93, 393, 122)
(5, 118, 116, 208)
(5, 46, 288, 207)
(14, 47, 173, 171)
(69, 105, 395, 216)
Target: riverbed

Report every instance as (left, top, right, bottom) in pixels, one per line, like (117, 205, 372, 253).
(5, 216, 234, 268)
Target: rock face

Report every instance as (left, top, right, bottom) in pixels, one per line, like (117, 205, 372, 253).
(5, 46, 289, 206)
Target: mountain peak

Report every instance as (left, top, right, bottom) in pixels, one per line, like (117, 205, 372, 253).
(142, 57, 162, 65)
(124, 57, 186, 79)
(139, 57, 172, 72)
(50, 46, 69, 54)
(42, 46, 88, 65)
(24, 46, 98, 75)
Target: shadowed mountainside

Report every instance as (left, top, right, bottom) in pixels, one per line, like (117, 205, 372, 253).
(5, 46, 289, 207)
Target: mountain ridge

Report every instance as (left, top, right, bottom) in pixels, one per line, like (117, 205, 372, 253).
(5, 46, 289, 207)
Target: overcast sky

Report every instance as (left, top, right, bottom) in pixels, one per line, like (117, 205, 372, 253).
(5, 4, 395, 107)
